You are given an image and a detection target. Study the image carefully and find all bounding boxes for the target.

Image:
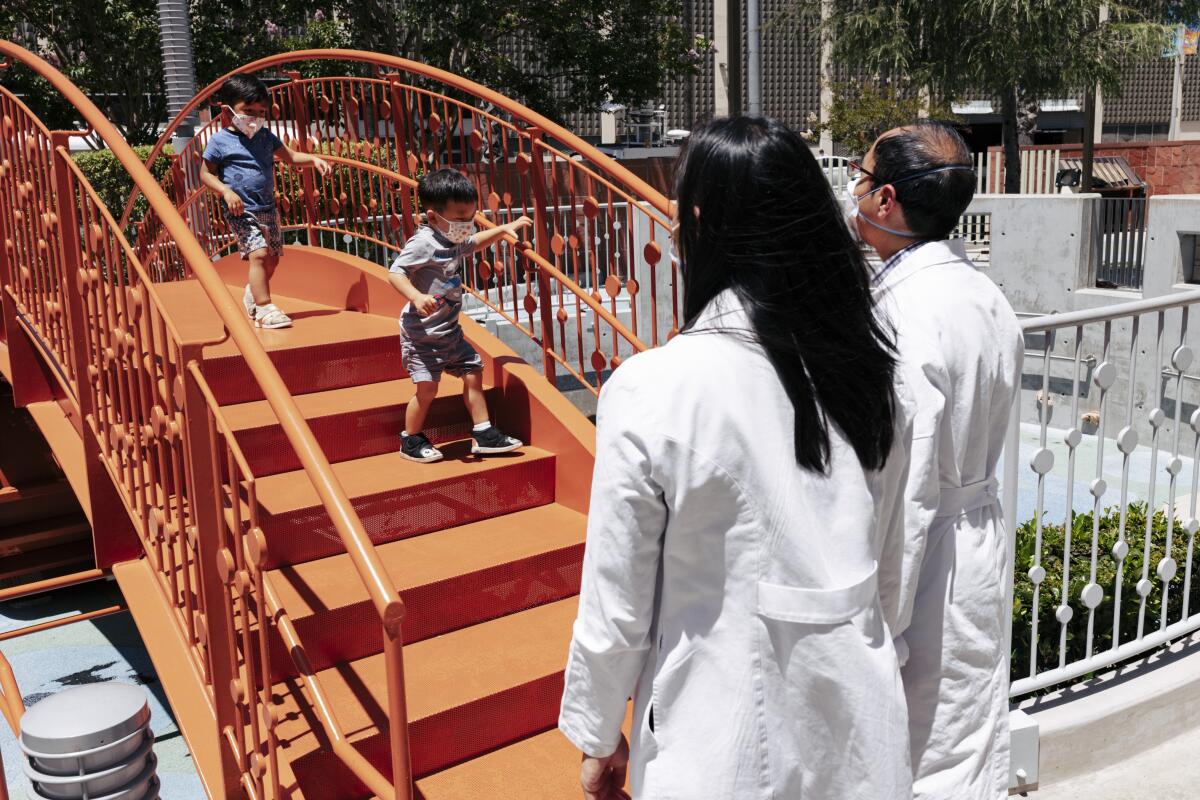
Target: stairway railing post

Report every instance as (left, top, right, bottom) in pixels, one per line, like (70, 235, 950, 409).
(383, 626, 414, 800)
(285, 72, 320, 246)
(179, 350, 248, 798)
(49, 133, 95, 432)
(522, 129, 558, 384)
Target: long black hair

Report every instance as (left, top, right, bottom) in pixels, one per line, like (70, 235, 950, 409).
(674, 116, 897, 472)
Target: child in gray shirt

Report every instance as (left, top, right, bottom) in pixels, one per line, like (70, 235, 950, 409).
(388, 169, 532, 462)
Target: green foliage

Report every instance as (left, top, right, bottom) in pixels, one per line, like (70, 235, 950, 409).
(1010, 503, 1199, 682)
(1, 0, 167, 143)
(71, 145, 174, 220)
(820, 80, 959, 156)
(334, 0, 700, 119)
(790, 0, 1200, 190)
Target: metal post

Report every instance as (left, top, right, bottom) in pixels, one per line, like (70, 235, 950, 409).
(155, 0, 199, 149)
(522, 130, 559, 384)
(180, 353, 245, 798)
(286, 72, 319, 244)
(746, 0, 762, 116)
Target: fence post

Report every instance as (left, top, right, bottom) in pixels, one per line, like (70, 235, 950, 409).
(522, 129, 559, 384)
(179, 350, 245, 798)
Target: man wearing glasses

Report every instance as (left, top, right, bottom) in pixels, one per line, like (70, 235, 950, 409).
(847, 122, 1024, 800)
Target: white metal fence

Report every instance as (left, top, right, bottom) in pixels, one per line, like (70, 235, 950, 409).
(1006, 289, 1200, 696)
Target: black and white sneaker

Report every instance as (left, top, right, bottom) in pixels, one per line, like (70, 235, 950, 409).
(471, 426, 522, 455)
(399, 432, 444, 463)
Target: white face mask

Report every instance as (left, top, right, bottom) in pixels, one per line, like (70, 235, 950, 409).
(437, 216, 476, 244)
(840, 179, 865, 244)
(230, 109, 266, 138)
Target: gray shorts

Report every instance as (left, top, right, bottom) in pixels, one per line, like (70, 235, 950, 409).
(225, 209, 283, 259)
(401, 331, 483, 383)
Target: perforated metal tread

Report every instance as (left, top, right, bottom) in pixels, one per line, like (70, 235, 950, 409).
(241, 445, 558, 567)
(264, 504, 586, 674)
(277, 598, 579, 791)
(220, 377, 498, 476)
(414, 728, 586, 800)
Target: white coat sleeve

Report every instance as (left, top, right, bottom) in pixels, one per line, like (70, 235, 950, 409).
(874, 383, 914, 662)
(878, 342, 949, 666)
(559, 367, 668, 758)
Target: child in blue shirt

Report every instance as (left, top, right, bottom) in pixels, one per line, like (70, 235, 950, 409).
(388, 169, 532, 462)
(200, 73, 330, 329)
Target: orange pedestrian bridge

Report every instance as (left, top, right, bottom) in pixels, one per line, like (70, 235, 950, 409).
(0, 43, 676, 799)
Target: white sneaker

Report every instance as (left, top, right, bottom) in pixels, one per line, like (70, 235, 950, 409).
(243, 285, 256, 321)
(254, 304, 292, 329)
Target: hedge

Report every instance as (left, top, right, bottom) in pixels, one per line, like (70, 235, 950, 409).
(70, 145, 174, 222)
(1010, 503, 1198, 682)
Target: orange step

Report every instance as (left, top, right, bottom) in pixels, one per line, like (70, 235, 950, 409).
(415, 729, 586, 800)
(241, 444, 557, 567)
(278, 597, 577, 798)
(221, 377, 497, 476)
(151, 281, 405, 405)
(0, 514, 91, 557)
(265, 504, 585, 677)
(201, 306, 403, 405)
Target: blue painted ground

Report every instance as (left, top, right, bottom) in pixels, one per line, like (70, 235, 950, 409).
(0, 580, 206, 799)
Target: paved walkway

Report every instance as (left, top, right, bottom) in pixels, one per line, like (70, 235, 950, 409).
(1029, 728, 1200, 799)
(0, 580, 206, 798)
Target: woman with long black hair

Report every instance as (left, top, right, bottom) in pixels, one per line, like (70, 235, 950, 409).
(559, 116, 915, 799)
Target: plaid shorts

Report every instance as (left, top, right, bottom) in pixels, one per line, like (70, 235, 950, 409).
(401, 331, 483, 383)
(225, 209, 283, 259)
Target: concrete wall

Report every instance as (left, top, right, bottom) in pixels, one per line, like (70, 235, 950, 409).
(978, 194, 1200, 444)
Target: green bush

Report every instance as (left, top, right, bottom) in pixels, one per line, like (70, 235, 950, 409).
(1010, 503, 1198, 682)
(71, 145, 174, 221)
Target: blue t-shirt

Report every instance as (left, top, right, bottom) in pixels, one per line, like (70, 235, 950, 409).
(201, 127, 284, 213)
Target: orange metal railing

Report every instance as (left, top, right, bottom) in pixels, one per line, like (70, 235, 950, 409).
(126, 50, 672, 393)
(0, 42, 412, 799)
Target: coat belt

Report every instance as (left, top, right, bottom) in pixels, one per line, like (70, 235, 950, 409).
(934, 476, 1000, 518)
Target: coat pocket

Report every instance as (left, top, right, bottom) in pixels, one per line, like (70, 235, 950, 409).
(756, 563, 879, 625)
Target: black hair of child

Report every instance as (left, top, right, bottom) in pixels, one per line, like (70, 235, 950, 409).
(220, 73, 270, 108)
(418, 168, 479, 212)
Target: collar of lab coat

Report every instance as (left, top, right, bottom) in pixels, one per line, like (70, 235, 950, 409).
(688, 288, 755, 334)
(872, 238, 969, 294)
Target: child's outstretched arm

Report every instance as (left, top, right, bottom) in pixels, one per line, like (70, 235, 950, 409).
(199, 159, 244, 215)
(276, 145, 332, 177)
(468, 215, 533, 254)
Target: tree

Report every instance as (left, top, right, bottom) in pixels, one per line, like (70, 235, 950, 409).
(1, 0, 167, 144)
(332, 0, 701, 121)
(816, 78, 958, 156)
(5, 1, 702, 142)
(794, 1, 1200, 192)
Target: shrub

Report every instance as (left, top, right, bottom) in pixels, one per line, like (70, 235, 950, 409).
(1010, 503, 1199, 682)
(71, 145, 174, 222)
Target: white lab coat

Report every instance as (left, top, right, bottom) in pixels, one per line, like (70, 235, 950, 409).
(873, 239, 1024, 800)
(559, 289, 915, 799)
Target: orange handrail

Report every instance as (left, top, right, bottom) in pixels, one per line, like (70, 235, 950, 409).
(0, 648, 23, 735)
(0, 39, 404, 635)
(121, 48, 672, 227)
(1, 39, 412, 797)
(315, 154, 649, 353)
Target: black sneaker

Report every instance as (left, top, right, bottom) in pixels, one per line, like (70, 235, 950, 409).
(399, 432, 444, 463)
(471, 426, 522, 455)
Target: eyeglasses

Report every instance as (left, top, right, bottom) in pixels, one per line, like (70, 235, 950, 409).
(847, 160, 880, 185)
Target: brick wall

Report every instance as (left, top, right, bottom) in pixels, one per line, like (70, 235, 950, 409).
(1001, 141, 1200, 196)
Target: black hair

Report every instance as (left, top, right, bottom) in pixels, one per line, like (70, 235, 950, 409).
(674, 116, 897, 472)
(219, 73, 270, 108)
(870, 120, 974, 239)
(418, 168, 479, 212)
